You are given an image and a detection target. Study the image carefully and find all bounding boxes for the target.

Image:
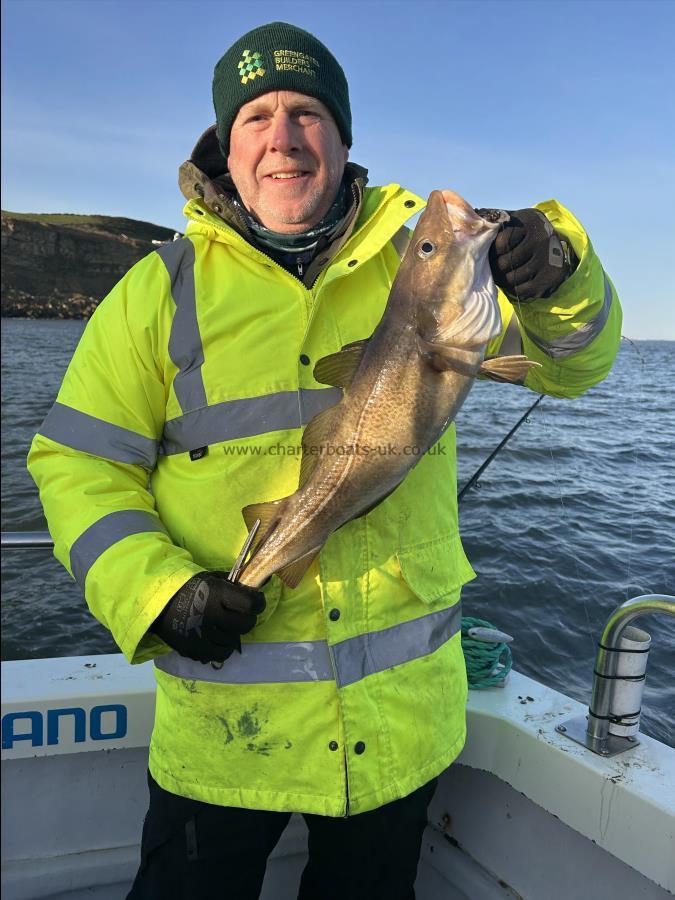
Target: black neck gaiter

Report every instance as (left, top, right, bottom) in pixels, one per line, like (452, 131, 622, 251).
(233, 180, 350, 276)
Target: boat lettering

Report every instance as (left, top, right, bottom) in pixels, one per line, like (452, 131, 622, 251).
(2, 704, 128, 749)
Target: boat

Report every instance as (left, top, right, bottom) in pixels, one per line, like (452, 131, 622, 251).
(2, 533, 674, 899)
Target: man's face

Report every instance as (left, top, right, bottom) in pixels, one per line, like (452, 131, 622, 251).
(228, 91, 349, 234)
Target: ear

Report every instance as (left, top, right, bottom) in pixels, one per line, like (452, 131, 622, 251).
(342, 144, 349, 164)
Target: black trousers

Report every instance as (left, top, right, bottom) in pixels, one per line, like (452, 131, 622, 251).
(127, 773, 437, 900)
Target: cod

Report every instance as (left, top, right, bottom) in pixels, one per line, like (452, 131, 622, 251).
(235, 189, 539, 589)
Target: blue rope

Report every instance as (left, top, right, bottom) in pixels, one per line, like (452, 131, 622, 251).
(461, 616, 513, 689)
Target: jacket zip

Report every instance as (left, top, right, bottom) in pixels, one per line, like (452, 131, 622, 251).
(195, 216, 313, 290)
(343, 755, 351, 818)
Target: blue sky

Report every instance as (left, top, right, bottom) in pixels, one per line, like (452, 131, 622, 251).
(2, 0, 673, 339)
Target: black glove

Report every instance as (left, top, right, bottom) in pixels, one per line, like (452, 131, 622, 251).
(476, 207, 577, 301)
(152, 572, 266, 664)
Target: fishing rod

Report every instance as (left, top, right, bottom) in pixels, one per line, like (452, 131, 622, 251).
(457, 393, 544, 504)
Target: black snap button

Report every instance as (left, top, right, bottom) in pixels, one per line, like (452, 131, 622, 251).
(347, 259, 358, 267)
(329, 741, 339, 751)
(299, 354, 310, 366)
(354, 741, 366, 755)
(329, 608, 341, 621)
(404, 200, 416, 208)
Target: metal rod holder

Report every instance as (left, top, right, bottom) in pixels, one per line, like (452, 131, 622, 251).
(558, 594, 675, 757)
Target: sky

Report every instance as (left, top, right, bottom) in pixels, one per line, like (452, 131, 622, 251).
(2, 0, 674, 340)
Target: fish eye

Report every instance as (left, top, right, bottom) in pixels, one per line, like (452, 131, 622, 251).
(417, 240, 436, 259)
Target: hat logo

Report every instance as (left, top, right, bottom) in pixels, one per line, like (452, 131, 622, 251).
(238, 49, 266, 84)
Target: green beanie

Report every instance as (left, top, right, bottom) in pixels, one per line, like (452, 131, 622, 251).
(213, 22, 352, 158)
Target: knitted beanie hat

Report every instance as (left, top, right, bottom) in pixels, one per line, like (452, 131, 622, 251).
(213, 22, 352, 158)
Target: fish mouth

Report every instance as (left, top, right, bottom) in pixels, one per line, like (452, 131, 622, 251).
(440, 190, 505, 246)
(420, 191, 505, 252)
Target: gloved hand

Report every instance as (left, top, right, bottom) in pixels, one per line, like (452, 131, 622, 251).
(152, 572, 266, 664)
(476, 208, 577, 301)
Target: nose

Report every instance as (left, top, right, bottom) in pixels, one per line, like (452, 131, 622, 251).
(269, 112, 301, 154)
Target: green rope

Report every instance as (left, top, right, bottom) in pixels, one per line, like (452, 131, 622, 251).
(461, 616, 513, 689)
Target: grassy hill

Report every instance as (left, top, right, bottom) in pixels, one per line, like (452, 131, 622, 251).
(2, 211, 176, 243)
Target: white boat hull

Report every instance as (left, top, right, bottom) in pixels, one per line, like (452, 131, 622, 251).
(2, 655, 673, 899)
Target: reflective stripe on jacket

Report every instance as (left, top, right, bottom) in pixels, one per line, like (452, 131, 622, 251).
(27, 183, 621, 815)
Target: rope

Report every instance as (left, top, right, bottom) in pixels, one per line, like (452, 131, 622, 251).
(461, 616, 513, 689)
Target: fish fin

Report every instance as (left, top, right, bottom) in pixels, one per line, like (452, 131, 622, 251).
(241, 498, 287, 552)
(313, 341, 368, 389)
(276, 546, 322, 588)
(299, 405, 338, 488)
(340, 338, 370, 353)
(417, 336, 477, 375)
(479, 355, 542, 383)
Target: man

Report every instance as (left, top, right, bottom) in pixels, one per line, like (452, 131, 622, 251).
(28, 21, 622, 900)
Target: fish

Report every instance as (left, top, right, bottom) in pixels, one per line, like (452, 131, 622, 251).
(235, 189, 539, 589)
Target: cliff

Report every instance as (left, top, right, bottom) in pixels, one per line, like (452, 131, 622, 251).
(1, 211, 178, 318)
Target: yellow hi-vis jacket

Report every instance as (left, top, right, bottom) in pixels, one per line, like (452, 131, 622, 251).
(28, 182, 622, 815)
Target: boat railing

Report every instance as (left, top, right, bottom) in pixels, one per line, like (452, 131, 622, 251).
(2, 530, 54, 548)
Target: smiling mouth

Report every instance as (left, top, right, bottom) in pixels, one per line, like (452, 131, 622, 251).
(266, 171, 311, 180)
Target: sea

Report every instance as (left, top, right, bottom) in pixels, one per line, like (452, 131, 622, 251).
(1, 319, 673, 748)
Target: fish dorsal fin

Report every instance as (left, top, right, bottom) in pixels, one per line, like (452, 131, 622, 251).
(241, 497, 287, 553)
(299, 405, 338, 488)
(277, 545, 322, 588)
(313, 340, 369, 389)
(479, 355, 542, 384)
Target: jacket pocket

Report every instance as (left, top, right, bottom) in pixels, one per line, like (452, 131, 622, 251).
(396, 536, 476, 606)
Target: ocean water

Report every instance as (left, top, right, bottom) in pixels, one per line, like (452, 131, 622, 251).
(1, 319, 673, 747)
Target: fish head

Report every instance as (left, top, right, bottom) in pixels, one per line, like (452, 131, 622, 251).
(410, 189, 506, 353)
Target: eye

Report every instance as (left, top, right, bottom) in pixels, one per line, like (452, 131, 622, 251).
(417, 239, 437, 259)
(295, 109, 321, 124)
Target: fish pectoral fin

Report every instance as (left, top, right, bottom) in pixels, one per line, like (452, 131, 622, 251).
(242, 497, 287, 553)
(277, 545, 322, 589)
(417, 335, 477, 375)
(340, 338, 370, 353)
(478, 355, 542, 384)
(313, 341, 369, 389)
(299, 405, 339, 488)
